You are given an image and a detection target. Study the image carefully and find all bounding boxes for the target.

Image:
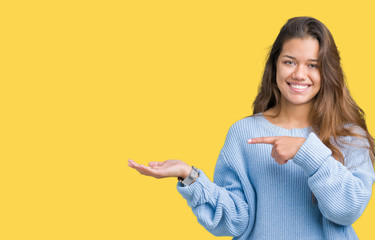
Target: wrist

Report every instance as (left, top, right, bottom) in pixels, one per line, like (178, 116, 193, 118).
(178, 166, 199, 186)
(180, 165, 192, 179)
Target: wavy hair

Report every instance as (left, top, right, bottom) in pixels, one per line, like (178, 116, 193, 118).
(252, 16, 375, 165)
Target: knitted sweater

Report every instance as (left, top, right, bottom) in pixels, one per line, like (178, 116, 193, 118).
(177, 113, 375, 239)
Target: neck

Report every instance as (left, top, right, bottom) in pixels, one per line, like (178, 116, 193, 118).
(264, 99, 312, 129)
(279, 105, 311, 127)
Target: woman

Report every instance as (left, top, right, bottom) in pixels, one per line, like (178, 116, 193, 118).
(128, 16, 375, 239)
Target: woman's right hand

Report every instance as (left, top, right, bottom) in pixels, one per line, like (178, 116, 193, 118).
(128, 159, 192, 179)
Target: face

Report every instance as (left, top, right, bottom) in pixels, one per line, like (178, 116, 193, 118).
(276, 37, 321, 108)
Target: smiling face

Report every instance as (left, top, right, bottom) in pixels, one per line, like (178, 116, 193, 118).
(276, 37, 321, 109)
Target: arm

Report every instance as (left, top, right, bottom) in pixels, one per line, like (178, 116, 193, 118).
(128, 153, 251, 237)
(128, 123, 254, 237)
(293, 132, 375, 226)
(177, 151, 250, 237)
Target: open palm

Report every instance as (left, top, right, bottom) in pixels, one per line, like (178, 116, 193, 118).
(128, 159, 191, 179)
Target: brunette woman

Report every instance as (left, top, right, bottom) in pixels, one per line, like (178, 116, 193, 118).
(128, 16, 375, 239)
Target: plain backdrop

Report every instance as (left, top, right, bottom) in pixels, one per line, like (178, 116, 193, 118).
(1, 0, 375, 239)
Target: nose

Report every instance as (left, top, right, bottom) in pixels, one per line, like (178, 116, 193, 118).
(292, 65, 307, 80)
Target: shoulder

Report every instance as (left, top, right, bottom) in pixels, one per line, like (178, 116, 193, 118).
(344, 123, 367, 136)
(223, 115, 264, 141)
(222, 114, 265, 148)
(227, 114, 263, 133)
(338, 124, 370, 148)
(337, 125, 374, 170)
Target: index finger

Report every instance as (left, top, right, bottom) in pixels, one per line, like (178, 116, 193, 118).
(247, 137, 276, 144)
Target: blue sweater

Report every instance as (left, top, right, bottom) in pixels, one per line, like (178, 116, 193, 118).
(177, 113, 375, 239)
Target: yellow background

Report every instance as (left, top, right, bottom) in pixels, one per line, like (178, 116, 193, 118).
(1, 0, 375, 239)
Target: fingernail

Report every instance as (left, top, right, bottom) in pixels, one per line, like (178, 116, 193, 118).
(247, 139, 252, 143)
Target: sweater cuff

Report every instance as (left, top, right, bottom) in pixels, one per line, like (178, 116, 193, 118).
(177, 170, 215, 208)
(293, 132, 332, 177)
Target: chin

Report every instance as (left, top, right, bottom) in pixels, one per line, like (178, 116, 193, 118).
(283, 95, 315, 106)
(289, 99, 314, 106)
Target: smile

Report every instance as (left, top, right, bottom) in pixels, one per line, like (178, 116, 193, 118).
(287, 82, 311, 92)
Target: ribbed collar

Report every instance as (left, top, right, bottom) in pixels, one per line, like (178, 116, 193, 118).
(254, 113, 314, 136)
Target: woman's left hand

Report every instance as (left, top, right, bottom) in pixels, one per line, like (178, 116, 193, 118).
(247, 136, 306, 164)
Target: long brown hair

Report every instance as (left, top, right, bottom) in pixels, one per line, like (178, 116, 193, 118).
(252, 16, 375, 164)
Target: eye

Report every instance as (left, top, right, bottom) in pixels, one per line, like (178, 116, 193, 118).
(284, 61, 295, 65)
(308, 64, 318, 69)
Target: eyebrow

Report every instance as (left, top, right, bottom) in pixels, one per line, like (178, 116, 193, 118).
(281, 55, 318, 62)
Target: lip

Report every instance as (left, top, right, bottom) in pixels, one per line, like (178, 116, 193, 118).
(287, 82, 311, 93)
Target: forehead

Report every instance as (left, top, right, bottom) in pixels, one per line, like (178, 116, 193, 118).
(280, 37, 320, 59)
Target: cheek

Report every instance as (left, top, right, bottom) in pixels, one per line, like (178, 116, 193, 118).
(276, 68, 291, 87)
(316, 81, 321, 90)
(312, 73, 321, 89)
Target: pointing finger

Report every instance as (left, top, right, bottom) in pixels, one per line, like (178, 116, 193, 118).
(248, 137, 276, 144)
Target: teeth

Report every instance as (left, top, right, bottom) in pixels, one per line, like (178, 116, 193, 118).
(291, 84, 308, 89)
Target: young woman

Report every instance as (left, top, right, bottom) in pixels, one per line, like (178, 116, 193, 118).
(128, 17, 375, 239)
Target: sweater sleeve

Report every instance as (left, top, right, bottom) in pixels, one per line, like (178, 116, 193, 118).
(176, 125, 252, 237)
(293, 132, 375, 226)
(177, 123, 255, 237)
